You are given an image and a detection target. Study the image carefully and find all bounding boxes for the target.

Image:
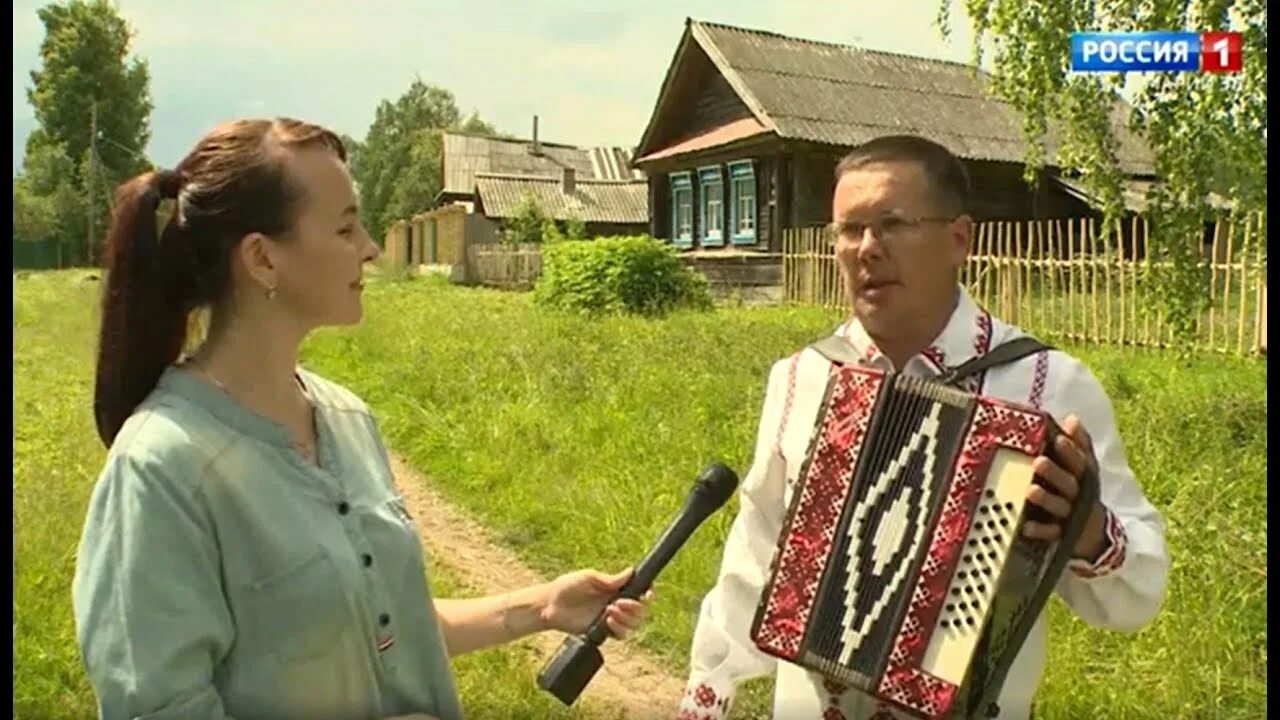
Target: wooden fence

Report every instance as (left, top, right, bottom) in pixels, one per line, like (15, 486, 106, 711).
(466, 243, 542, 289)
(783, 215, 1267, 356)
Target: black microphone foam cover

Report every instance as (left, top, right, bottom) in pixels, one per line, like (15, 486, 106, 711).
(692, 462, 739, 510)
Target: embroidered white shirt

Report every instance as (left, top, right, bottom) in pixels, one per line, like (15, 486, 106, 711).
(676, 287, 1170, 720)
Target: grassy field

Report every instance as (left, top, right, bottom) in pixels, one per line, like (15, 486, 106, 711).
(13, 269, 1267, 719)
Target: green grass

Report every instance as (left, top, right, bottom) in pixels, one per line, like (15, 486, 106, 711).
(14, 271, 106, 720)
(13, 270, 1267, 719)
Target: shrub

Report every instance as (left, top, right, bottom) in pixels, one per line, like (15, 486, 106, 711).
(503, 194, 588, 245)
(533, 235, 713, 317)
(501, 194, 554, 245)
(542, 213, 587, 245)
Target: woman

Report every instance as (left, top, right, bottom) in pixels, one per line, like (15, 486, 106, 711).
(72, 118, 649, 720)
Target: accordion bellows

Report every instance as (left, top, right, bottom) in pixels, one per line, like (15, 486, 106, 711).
(750, 360, 1096, 720)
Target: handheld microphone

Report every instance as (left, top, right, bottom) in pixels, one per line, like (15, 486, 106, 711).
(535, 462, 740, 706)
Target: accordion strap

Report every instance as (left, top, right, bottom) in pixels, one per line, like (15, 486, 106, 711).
(935, 337, 1053, 386)
(807, 335, 1053, 386)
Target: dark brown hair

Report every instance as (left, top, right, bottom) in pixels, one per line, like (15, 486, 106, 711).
(834, 134, 971, 216)
(93, 117, 346, 447)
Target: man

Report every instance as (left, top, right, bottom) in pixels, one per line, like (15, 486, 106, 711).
(675, 136, 1169, 719)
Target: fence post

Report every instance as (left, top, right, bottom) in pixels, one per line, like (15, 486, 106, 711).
(1258, 280, 1267, 355)
(779, 218, 1264, 356)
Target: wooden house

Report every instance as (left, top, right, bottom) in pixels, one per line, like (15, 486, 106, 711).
(437, 122, 643, 209)
(630, 19, 1157, 253)
(472, 170, 649, 239)
(386, 123, 649, 281)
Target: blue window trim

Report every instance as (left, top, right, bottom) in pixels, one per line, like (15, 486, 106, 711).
(728, 160, 757, 245)
(697, 166, 724, 247)
(670, 171, 693, 248)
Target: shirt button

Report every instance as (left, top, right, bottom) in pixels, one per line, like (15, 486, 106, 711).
(362, 553, 373, 567)
(378, 613, 391, 627)
(337, 501, 350, 515)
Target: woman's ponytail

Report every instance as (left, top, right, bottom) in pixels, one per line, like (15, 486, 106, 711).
(93, 169, 190, 447)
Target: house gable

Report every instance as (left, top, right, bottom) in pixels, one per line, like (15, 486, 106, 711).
(636, 19, 1154, 176)
(633, 20, 772, 164)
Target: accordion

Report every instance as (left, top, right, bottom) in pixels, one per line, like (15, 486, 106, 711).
(749, 337, 1098, 720)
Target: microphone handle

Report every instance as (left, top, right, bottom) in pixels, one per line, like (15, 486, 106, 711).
(582, 497, 714, 645)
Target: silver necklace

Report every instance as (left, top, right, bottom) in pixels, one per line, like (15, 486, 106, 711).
(183, 360, 319, 464)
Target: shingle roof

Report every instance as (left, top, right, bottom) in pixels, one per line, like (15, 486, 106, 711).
(441, 132, 643, 197)
(474, 173, 649, 224)
(637, 19, 1154, 174)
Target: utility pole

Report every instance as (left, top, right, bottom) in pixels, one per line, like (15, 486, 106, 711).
(87, 100, 98, 265)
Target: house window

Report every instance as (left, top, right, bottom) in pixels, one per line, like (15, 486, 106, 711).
(698, 166, 724, 247)
(670, 172, 693, 247)
(729, 160, 756, 245)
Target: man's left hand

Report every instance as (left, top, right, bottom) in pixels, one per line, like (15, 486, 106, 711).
(1024, 413, 1107, 560)
(539, 568, 652, 639)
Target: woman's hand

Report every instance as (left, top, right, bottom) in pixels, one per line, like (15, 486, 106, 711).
(539, 568, 652, 639)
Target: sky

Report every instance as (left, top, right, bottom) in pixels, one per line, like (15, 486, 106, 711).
(11, 0, 983, 174)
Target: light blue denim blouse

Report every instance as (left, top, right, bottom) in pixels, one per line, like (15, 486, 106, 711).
(71, 365, 465, 720)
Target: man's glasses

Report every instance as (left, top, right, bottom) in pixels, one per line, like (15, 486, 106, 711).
(828, 214, 958, 247)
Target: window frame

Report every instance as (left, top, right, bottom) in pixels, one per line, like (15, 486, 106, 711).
(728, 160, 757, 245)
(669, 171, 694, 248)
(697, 166, 725, 247)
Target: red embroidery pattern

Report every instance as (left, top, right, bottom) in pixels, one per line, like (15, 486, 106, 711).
(1070, 509, 1128, 578)
(921, 346, 947, 374)
(974, 311, 993, 356)
(1029, 350, 1049, 408)
(877, 398, 1048, 718)
(676, 682, 729, 720)
(774, 352, 802, 456)
(964, 310, 994, 394)
(753, 368, 883, 661)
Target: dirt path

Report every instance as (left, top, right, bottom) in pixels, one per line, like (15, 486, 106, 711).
(388, 454, 687, 719)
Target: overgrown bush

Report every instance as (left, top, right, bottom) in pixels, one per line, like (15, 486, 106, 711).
(533, 235, 713, 317)
(547, 213, 587, 244)
(501, 194, 556, 245)
(501, 193, 588, 246)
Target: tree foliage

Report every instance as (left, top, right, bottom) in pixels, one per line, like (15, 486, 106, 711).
(13, 179, 59, 243)
(500, 194, 588, 245)
(937, 0, 1267, 341)
(27, 0, 153, 180)
(502, 194, 556, 245)
(351, 79, 501, 242)
(20, 0, 153, 264)
(14, 135, 85, 246)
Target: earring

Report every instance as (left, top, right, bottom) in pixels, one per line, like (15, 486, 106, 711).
(266, 285, 278, 300)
